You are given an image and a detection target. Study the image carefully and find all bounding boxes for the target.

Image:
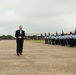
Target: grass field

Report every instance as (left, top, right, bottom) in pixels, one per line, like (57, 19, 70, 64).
(25, 40, 45, 43)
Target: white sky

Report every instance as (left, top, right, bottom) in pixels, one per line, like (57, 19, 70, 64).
(0, 0, 76, 35)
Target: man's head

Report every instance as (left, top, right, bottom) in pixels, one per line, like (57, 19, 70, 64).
(19, 25, 22, 30)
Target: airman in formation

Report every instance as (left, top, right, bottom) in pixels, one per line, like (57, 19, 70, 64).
(45, 31, 76, 47)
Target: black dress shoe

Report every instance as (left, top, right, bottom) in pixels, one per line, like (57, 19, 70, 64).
(20, 53, 22, 55)
(17, 53, 19, 56)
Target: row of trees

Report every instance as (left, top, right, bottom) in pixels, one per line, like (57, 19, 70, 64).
(0, 35, 14, 40)
(0, 34, 45, 40)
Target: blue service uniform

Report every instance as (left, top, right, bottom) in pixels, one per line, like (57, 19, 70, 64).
(51, 35, 55, 45)
(45, 36, 48, 44)
(48, 35, 51, 44)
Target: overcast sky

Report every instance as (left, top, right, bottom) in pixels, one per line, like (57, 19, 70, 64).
(0, 0, 76, 35)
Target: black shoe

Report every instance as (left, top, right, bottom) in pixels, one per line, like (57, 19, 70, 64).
(17, 53, 19, 56)
(20, 53, 22, 55)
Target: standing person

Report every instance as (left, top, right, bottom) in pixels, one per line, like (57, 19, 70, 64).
(48, 32, 51, 44)
(15, 25, 25, 56)
(54, 36, 57, 45)
(45, 35, 47, 44)
(48, 35, 51, 44)
(74, 35, 76, 46)
(51, 34, 55, 45)
(69, 32, 74, 47)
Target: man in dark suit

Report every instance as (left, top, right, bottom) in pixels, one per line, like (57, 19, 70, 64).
(15, 25, 25, 56)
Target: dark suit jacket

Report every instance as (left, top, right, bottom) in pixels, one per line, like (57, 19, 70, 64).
(15, 30, 25, 40)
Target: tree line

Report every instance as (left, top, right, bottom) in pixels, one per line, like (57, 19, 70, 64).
(0, 35, 15, 40)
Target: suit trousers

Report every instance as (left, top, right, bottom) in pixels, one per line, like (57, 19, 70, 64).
(16, 39, 23, 54)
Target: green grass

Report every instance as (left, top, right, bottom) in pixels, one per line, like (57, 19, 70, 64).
(25, 40, 45, 43)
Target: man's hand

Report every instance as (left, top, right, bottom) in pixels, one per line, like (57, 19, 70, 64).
(18, 36, 22, 39)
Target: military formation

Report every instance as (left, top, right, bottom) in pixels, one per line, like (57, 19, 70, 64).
(45, 31, 76, 47)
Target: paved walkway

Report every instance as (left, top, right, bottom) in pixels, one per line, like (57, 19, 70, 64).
(0, 40, 76, 75)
